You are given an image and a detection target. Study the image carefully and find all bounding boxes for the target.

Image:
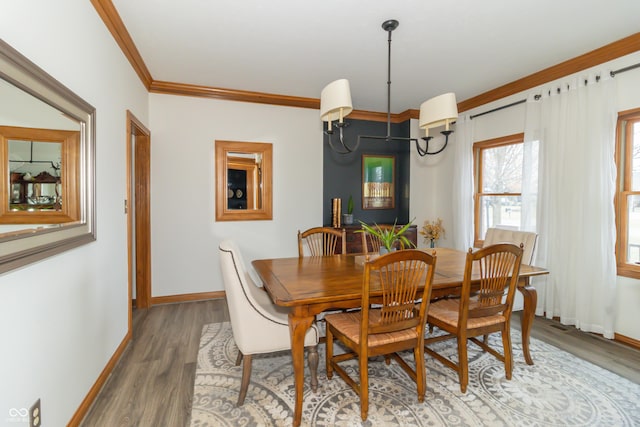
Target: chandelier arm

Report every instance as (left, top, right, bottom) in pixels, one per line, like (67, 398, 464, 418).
(416, 132, 451, 156)
(326, 124, 360, 154)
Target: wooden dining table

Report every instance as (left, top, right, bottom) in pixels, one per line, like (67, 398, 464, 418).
(252, 247, 548, 427)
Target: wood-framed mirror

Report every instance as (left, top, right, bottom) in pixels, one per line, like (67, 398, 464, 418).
(0, 39, 96, 273)
(215, 140, 272, 221)
(0, 125, 80, 223)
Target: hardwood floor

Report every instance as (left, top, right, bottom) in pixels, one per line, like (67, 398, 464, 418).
(513, 311, 640, 384)
(79, 299, 229, 427)
(79, 300, 640, 426)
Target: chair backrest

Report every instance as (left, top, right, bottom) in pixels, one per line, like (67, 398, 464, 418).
(218, 239, 290, 353)
(361, 224, 402, 254)
(461, 243, 523, 323)
(298, 227, 346, 257)
(361, 249, 436, 335)
(483, 228, 538, 265)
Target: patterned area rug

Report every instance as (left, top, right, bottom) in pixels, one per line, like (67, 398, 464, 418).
(190, 322, 640, 426)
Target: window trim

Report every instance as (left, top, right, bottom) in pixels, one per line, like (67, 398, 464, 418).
(473, 133, 524, 247)
(615, 108, 640, 278)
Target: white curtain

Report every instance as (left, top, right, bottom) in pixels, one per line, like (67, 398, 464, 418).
(452, 114, 475, 250)
(521, 93, 539, 232)
(524, 72, 617, 338)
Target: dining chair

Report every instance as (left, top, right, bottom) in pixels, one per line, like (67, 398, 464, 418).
(483, 227, 537, 265)
(481, 228, 538, 342)
(218, 239, 319, 405)
(424, 243, 523, 393)
(298, 226, 346, 257)
(324, 249, 437, 421)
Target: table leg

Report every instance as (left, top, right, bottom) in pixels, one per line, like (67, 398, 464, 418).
(289, 308, 314, 427)
(517, 277, 538, 365)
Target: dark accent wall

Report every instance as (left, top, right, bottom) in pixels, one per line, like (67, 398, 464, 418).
(323, 118, 411, 226)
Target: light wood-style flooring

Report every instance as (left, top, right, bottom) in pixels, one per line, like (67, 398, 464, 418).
(79, 299, 640, 426)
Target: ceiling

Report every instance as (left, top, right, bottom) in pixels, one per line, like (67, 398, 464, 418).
(111, 0, 640, 115)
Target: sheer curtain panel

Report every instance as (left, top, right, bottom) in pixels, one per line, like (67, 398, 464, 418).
(452, 114, 475, 251)
(524, 73, 617, 338)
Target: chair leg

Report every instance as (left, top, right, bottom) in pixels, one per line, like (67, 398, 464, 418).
(360, 350, 369, 421)
(414, 345, 426, 402)
(325, 326, 334, 379)
(502, 326, 513, 380)
(238, 354, 252, 406)
(307, 344, 319, 392)
(235, 350, 243, 366)
(457, 336, 468, 393)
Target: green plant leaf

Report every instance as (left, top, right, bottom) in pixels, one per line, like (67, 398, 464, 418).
(356, 218, 415, 251)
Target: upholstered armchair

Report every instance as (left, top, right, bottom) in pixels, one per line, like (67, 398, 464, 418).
(483, 228, 538, 265)
(218, 239, 319, 405)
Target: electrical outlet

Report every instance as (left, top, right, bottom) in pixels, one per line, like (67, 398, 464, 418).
(29, 399, 41, 427)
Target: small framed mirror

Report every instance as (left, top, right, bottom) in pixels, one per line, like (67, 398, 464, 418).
(215, 140, 272, 221)
(0, 125, 80, 223)
(0, 39, 96, 273)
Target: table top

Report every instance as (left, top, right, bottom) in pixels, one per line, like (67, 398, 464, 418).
(252, 247, 548, 308)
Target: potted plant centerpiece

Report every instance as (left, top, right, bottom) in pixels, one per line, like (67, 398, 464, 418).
(342, 195, 354, 225)
(357, 218, 415, 255)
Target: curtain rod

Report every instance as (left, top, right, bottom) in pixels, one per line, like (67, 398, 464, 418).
(470, 61, 640, 120)
(469, 99, 527, 120)
(610, 62, 640, 77)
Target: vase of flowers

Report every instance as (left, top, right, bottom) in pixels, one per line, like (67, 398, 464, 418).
(420, 218, 445, 248)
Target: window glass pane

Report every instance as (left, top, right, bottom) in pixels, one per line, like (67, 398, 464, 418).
(478, 195, 522, 239)
(632, 122, 640, 190)
(626, 194, 640, 264)
(482, 144, 523, 193)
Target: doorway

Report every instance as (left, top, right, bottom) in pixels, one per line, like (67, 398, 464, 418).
(126, 111, 151, 317)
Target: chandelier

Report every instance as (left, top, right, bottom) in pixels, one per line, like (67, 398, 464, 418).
(320, 19, 458, 156)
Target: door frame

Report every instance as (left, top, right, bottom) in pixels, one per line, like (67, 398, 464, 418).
(126, 111, 151, 321)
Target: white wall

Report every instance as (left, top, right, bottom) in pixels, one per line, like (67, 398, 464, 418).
(411, 51, 640, 341)
(409, 119, 456, 249)
(149, 94, 322, 296)
(0, 1, 149, 425)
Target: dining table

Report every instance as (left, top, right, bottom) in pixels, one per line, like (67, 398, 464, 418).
(252, 247, 549, 427)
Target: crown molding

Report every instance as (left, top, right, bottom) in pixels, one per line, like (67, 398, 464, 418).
(91, 0, 152, 89)
(93, 0, 640, 120)
(149, 80, 319, 109)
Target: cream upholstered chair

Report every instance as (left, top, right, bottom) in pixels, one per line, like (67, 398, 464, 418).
(424, 243, 523, 393)
(298, 227, 346, 257)
(483, 228, 538, 265)
(219, 240, 319, 405)
(324, 249, 437, 421)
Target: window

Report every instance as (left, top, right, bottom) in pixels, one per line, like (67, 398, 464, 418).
(615, 108, 640, 277)
(474, 133, 525, 247)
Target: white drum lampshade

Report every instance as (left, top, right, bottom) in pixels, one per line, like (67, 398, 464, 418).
(320, 79, 353, 123)
(419, 92, 458, 136)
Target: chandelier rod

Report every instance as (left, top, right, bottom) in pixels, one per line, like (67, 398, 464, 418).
(385, 20, 394, 140)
